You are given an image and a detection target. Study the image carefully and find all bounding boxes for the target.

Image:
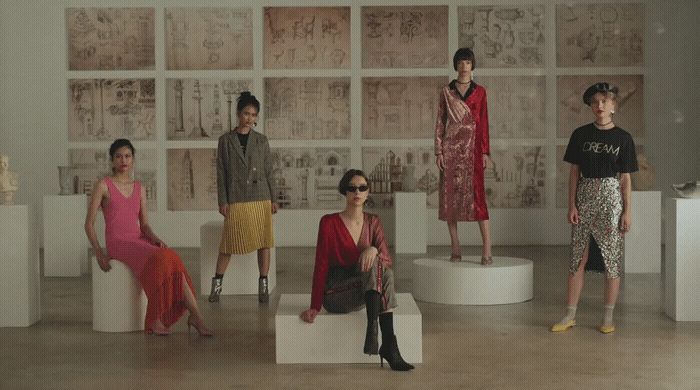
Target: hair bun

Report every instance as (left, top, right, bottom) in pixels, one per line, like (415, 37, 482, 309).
(240, 91, 252, 97)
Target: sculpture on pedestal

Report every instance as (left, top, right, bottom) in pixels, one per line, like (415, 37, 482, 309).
(0, 155, 19, 205)
(672, 181, 700, 199)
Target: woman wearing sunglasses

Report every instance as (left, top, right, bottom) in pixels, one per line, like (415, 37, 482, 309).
(299, 169, 414, 371)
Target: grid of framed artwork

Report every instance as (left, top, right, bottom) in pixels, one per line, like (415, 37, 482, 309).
(65, 4, 645, 211)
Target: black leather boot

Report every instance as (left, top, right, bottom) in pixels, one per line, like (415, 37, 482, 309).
(363, 291, 380, 355)
(379, 334, 414, 371)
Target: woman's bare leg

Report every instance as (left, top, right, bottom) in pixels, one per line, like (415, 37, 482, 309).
(447, 220, 460, 257)
(477, 219, 492, 258)
(257, 248, 270, 277)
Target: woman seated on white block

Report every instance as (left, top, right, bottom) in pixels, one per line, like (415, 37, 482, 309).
(85, 139, 212, 337)
(300, 169, 413, 371)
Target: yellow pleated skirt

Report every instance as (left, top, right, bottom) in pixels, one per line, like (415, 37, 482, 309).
(219, 200, 274, 255)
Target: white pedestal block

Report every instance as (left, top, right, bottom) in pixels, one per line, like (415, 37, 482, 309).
(413, 257, 533, 305)
(92, 258, 147, 332)
(43, 194, 87, 276)
(199, 221, 276, 296)
(275, 293, 422, 364)
(664, 198, 700, 321)
(0, 205, 41, 327)
(394, 192, 427, 254)
(624, 191, 661, 273)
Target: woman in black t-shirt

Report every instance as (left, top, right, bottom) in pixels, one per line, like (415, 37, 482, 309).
(551, 82, 638, 335)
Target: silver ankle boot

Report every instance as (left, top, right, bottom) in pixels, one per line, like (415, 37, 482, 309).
(208, 277, 222, 302)
(258, 277, 269, 303)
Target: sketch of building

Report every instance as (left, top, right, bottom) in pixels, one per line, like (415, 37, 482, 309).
(167, 149, 218, 211)
(478, 76, 546, 139)
(264, 78, 351, 140)
(67, 8, 155, 70)
(556, 4, 644, 67)
(458, 6, 545, 67)
(166, 79, 252, 140)
(362, 77, 446, 139)
(362, 6, 448, 68)
(165, 8, 253, 70)
(557, 75, 644, 138)
(270, 147, 350, 209)
(68, 148, 157, 210)
(264, 7, 351, 69)
(485, 146, 546, 208)
(68, 79, 156, 141)
(362, 147, 439, 209)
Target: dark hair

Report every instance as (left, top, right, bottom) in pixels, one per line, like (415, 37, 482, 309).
(237, 91, 260, 114)
(338, 169, 369, 195)
(109, 138, 135, 159)
(453, 47, 476, 71)
(582, 82, 619, 105)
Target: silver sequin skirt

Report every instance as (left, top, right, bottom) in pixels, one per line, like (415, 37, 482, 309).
(570, 177, 624, 278)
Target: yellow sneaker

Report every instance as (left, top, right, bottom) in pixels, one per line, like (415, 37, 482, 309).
(599, 324, 616, 334)
(550, 319, 576, 332)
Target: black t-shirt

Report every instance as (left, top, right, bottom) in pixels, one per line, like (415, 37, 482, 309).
(237, 132, 250, 155)
(563, 123, 638, 178)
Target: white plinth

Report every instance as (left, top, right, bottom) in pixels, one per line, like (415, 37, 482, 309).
(92, 258, 147, 332)
(394, 192, 427, 254)
(664, 198, 700, 321)
(199, 221, 276, 296)
(624, 191, 661, 273)
(275, 293, 422, 364)
(0, 205, 41, 327)
(43, 194, 87, 277)
(413, 257, 533, 305)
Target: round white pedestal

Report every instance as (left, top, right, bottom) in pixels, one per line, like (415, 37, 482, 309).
(412, 256, 533, 305)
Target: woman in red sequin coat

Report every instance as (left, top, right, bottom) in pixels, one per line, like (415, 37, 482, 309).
(434, 48, 493, 265)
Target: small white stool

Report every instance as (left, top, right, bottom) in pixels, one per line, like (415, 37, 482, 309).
(92, 257, 147, 332)
(199, 221, 276, 296)
(275, 293, 423, 364)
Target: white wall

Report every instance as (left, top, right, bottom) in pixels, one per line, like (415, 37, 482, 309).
(1, 0, 698, 248)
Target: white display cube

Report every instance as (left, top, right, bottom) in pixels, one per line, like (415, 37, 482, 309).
(92, 257, 147, 332)
(624, 191, 661, 273)
(394, 192, 427, 254)
(43, 194, 87, 276)
(664, 198, 700, 321)
(275, 293, 422, 364)
(0, 205, 41, 327)
(199, 221, 276, 296)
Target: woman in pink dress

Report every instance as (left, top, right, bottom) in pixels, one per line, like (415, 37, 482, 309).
(85, 139, 211, 336)
(435, 48, 493, 265)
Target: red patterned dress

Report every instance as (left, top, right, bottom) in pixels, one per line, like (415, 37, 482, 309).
(434, 80, 490, 221)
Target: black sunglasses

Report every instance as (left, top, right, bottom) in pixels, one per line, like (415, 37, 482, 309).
(346, 185, 369, 193)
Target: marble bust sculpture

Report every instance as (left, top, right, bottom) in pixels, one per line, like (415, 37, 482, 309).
(0, 155, 19, 205)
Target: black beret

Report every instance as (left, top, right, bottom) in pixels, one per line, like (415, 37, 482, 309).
(583, 82, 619, 105)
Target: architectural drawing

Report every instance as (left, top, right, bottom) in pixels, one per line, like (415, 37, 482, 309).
(67, 8, 155, 70)
(557, 75, 644, 138)
(362, 6, 448, 68)
(362, 147, 440, 209)
(166, 79, 252, 140)
(270, 147, 350, 209)
(478, 76, 546, 139)
(165, 8, 253, 70)
(68, 148, 157, 210)
(264, 78, 351, 140)
(167, 149, 218, 211)
(556, 4, 644, 67)
(68, 79, 156, 141)
(362, 77, 446, 139)
(485, 146, 546, 208)
(264, 7, 351, 69)
(458, 6, 545, 68)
